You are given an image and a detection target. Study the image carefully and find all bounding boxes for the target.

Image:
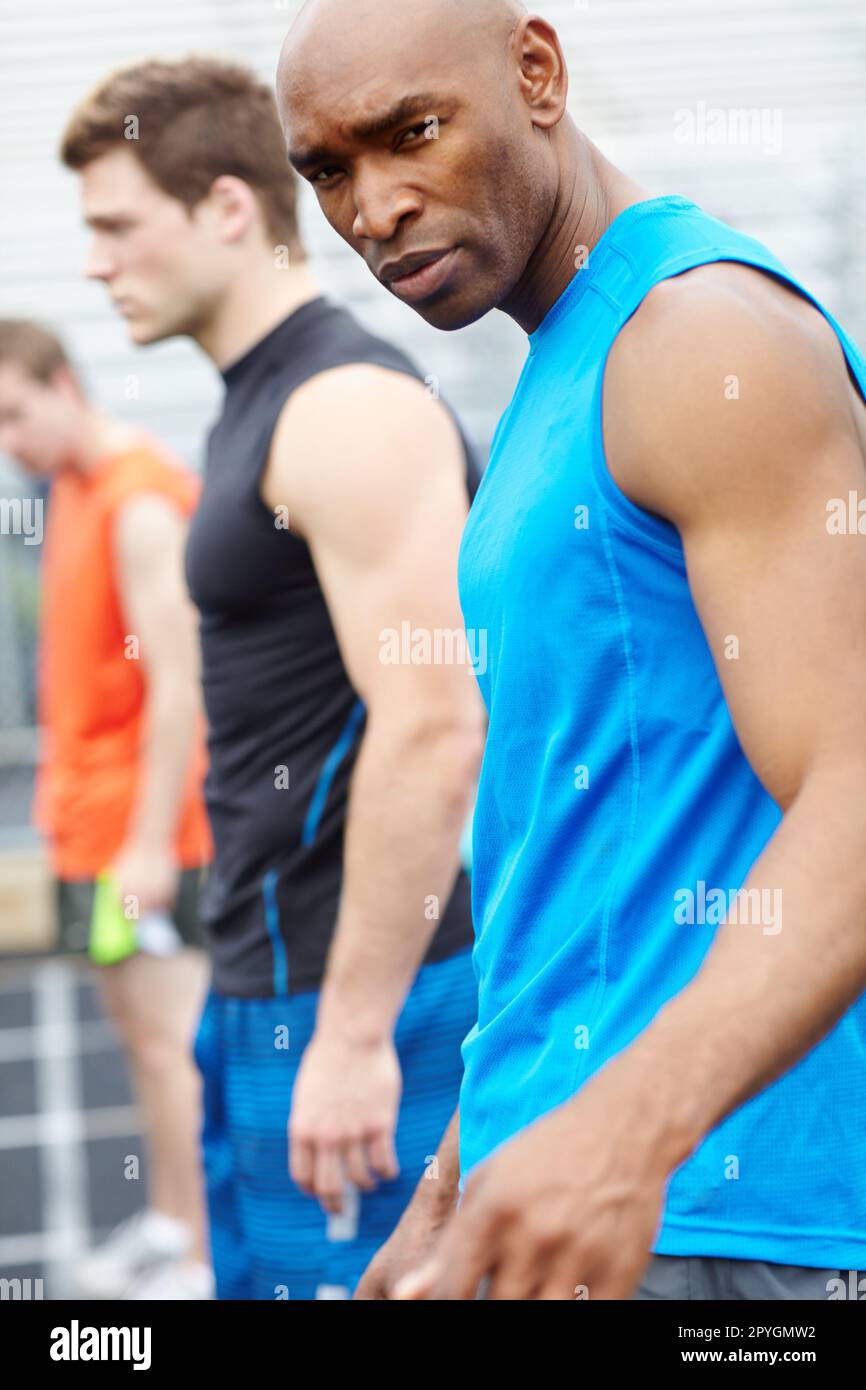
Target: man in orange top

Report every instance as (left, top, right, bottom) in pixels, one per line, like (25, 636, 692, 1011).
(0, 319, 213, 1300)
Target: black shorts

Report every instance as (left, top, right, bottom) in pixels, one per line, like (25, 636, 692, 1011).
(55, 868, 208, 955)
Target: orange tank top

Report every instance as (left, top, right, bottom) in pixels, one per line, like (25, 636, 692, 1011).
(35, 442, 212, 878)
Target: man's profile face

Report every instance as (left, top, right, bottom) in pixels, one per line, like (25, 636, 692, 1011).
(0, 363, 78, 475)
(277, 2, 548, 332)
(80, 146, 226, 346)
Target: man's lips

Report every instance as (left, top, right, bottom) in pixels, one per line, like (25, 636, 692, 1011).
(378, 248, 459, 302)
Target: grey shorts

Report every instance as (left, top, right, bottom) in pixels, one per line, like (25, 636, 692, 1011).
(634, 1254, 865, 1301)
(55, 868, 208, 955)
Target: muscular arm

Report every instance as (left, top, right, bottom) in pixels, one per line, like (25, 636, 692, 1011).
(600, 264, 866, 1165)
(261, 365, 484, 1206)
(114, 494, 202, 912)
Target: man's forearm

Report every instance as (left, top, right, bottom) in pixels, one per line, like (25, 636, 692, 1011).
(126, 678, 199, 852)
(605, 764, 866, 1174)
(316, 715, 479, 1042)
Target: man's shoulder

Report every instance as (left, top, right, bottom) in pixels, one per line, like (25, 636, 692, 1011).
(269, 361, 456, 478)
(611, 259, 839, 389)
(285, 358, 428, 416)
(99, 436, 197, 513)
(604, 260, 852, 524)
(104, 442, 196, 569)
(261, 360, 466, 546)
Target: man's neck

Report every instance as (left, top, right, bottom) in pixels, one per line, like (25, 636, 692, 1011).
(67, 408, 141, 475)
(196, 259, 323, 372)
(502, 128, 652, 336)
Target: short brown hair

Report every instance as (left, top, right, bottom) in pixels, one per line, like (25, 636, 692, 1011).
(61, 56, 303, 255)
(0, 321, 71, 384)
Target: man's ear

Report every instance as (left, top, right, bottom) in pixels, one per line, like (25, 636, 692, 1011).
(514, 15, 569, 130)
(51, 364, 85, 404)
(206, 174, 260, 245)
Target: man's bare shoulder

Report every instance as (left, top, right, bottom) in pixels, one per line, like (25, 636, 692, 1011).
(603, 260, 859, 526)
(273, 361, 452, 460)
(262, 361, 465, 542)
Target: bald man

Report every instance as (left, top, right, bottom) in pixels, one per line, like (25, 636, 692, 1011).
(278, 0, 866, 1302)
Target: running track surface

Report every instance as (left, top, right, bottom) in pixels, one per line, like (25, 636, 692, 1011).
(0, 955, 146, 1299)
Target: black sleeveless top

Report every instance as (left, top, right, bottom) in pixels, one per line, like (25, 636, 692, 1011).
(185, 297, 480, 996)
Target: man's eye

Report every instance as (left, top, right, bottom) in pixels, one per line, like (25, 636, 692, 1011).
(313, 168, 342, 186)
(396, 125, 428, 149)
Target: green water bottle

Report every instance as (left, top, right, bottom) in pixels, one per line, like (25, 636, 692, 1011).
(88, 871, 139, 966)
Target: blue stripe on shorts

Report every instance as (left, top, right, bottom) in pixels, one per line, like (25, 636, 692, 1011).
(193, 947, 477, 1300)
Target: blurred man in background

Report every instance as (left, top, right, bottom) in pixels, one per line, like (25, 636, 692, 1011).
(61, 57, 484, 1299)
(0, 321, 213, 1299)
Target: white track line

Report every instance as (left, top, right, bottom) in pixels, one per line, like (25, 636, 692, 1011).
(0, 1230, 90, 1269)
(0, 1104, 141, 1149)
(0, 1018, 116, 1063)
(32, 958, 89, 1298)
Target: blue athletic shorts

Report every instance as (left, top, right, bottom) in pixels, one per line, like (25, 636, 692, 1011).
(193, 947, 476, 1299)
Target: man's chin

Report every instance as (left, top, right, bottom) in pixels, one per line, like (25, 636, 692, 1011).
(404, 264, 499, 332)
(121, 309, 183, 346)
(127, 321, 164, 347)
(415, 295, 495, 333)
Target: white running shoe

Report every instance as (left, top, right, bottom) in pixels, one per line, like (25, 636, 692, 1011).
(127, 1260, 215, 1301)
(73, 1209, 192, 1299)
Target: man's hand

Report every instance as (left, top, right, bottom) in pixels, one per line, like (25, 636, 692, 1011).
(112, 840, 178, 918)
(354, 1185, 452, 1299)
(355, 1104, 461, 1297)
(395, 1057, 675, 1301)
(289, 1031, 401, 1214)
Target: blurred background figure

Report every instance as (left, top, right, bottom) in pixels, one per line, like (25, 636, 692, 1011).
(58, 53, 481, 1300)
(0, 321, 213, 1299)
(1, 0, 865, 1300)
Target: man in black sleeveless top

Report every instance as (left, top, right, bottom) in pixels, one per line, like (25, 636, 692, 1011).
(63, 56, 484, 1299)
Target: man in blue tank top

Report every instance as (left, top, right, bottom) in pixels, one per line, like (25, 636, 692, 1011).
(279, 1, 866, 1300)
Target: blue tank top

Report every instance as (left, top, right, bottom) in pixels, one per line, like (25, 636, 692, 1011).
(457, 196, 866, 1267)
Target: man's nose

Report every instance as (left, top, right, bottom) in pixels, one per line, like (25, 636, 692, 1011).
(351, 168, 421, 245)
(84, 241, 115, 281)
